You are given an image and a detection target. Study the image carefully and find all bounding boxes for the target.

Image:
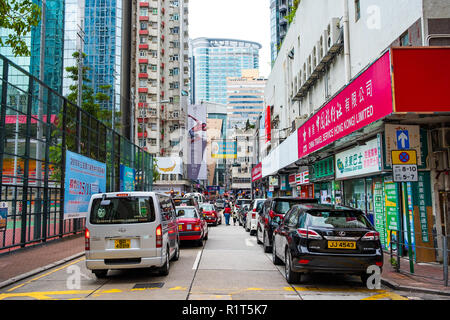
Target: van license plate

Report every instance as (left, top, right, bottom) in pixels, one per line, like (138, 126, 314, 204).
(115, 239, 130, 249)
(327, 241, 356, 249)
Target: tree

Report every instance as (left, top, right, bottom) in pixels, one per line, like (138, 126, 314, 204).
(285, 0, 301, 24)
(0, 0, 41, 57)
(152, 157, 160, 183)
(245, 119, 255, 131)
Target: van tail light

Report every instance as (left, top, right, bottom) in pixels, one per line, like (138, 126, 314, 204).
(85, 228, 90, 251)
(253, 208, 257, 212)
(156, 224, 163, 248)
(361, 231, 380, 241)
(297, 228, 323, 240)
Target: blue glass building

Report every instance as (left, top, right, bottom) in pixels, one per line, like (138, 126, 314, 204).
(190, 38, 261, 106)
(84, 0, 122, 112)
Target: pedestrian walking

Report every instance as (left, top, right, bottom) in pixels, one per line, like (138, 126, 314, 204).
(232, 210, 238, 226)
(224, 204, 232, 226)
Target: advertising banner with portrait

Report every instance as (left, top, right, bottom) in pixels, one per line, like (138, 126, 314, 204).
(187, 104, 207, 180)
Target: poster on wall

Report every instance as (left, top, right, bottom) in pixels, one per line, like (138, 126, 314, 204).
(0, 202, 7, 231)
(64, 151, 107, 219)
(187, 104, 207, 181)
(120, 164, 136, 192)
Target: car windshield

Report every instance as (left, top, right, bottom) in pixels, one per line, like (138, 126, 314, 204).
(273, 200, 301, 215)
(307, 211, 370, 229)
(201, 204, 214, 211)
(90, 197, 156, 224)
(176, 208, 198, 218)
(256, 201, 264, 211)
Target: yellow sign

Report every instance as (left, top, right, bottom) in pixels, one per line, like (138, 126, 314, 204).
(391, 150, 417, 165)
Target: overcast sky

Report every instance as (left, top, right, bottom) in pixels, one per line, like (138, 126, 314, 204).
(189, 0, 272, 78)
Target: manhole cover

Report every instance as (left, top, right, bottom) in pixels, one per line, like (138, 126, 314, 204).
(132, 282, 165, 289)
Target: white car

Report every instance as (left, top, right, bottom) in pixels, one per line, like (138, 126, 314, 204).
(245, 199, 266, 236)
(184, 192, 205, 204)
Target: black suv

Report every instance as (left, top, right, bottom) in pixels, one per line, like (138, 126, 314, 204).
(272, 203, 383, 284)
(256, 197, 318, 253)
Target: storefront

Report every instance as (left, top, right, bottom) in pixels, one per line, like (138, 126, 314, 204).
(296, 169, 314, 199)
(311, 157, 338, 204)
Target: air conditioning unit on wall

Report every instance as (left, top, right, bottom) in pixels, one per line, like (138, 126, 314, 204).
(326, 17, 341, 53)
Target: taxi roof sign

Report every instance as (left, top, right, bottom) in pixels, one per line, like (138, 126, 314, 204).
(391, 150, 417, 165)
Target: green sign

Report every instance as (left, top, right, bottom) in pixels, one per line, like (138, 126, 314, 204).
(412, 172, 431, 242)
(312, 157, 334, 180)
(374, 181, 387, 248)
(385, 179, 400, 231)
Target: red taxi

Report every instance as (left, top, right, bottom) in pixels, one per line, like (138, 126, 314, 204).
(176, 206, 208, 246)
(200, 203, 220, 226)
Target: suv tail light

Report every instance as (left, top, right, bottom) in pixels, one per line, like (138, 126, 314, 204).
(85, 228, 90, 251)
(361, 231, 380, 241)
(156, 225, 163, 248)
(297, 228, 323, 240)
(252, 208, 257, 212)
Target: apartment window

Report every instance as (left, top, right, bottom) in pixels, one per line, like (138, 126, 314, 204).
(150, 64, 157, 71)
(140, 22, 148, 30)
(139, 79, 147, 87)
(149, 138, 157, 146)
(139, 64, 147, 73)
(400, 31, 410, 46)
(140, 8, 148, 16)
(170, 55, 179, 62)
(355, 0, 361, 22)
(139, 50, 147, 57)
(139, 94, 147, 102)
(170, 13, 179, 21)
(140, 36, 147, 44)
(170, 27, 179, 34)
(150, 122, 157, 131)
(152, 8, 158, 15)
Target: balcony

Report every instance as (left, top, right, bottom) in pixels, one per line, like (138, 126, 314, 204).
(139, 44, 149, 50)
(139, 2, 149, 7)
(139, 16, 149, 21)
(138, 88, 148, 93)
(138, 73, 148, 78)
(139, 30, 149, 35)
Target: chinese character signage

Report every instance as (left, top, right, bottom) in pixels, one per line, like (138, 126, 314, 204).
(64, 151, 107, 220)
(385, 179, 400, 231)
(298, 51, 393, 159)
(252, 163, 262, 182)
(211, 141, 237, 159)
(335, 137, 382, 179)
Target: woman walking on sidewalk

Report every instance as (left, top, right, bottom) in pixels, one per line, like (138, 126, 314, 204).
(223, 204, 231, 225)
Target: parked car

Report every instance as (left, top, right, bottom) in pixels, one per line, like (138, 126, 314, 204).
(238, 203, 251, 226)
(176, 206, 208, 246)
(200, 203, 220, 226)
(215, 199, 225, 210)
(272, 203, 383, 284)
(257, 197, 318, 253)
(173, 196, 199, 212)
(245, 199, 266, 235)
(234, 198, 252, 215)
(85, 192, 180, 278)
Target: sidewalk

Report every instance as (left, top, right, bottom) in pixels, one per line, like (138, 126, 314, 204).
(0, 235, 449, 296)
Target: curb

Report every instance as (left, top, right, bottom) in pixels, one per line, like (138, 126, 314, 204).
(381, 277, 450, 297)
(0, 252, 85, 290)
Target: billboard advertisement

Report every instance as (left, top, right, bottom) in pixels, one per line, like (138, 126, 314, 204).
(297, 51, 393, 159)
(188, 104, 207, 180)
(120, 164, 136, 192)
(155, 157, 183, 176)
(211, 141, 237, 159)
(64, 151, 106, 219)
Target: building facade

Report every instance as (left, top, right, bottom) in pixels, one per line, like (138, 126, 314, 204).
(133, 0, 190, 161)
(190, 38, 261, 106)
(226, 69, 266, 130)
(259, 0, 450, 263)
(270, 0, 296, 66)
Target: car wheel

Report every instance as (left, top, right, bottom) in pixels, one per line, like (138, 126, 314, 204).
(158, 249, 170, 276)
(272, 238, 283, 265)
(284, 249, 301, 284)
(171, 239, 180, 261)
(263, 231, 272, 253)
(93, 270, 108, 278)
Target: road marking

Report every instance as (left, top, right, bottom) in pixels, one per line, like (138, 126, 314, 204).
(192, 251, 202, 270)
(362, 292, 409, 300)
(245, 238, 255, 247)
(7, 257, 86, 292)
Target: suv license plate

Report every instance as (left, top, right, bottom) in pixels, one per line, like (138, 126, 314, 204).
(327, 241, 356, 249)
(115, 239, 130, 249)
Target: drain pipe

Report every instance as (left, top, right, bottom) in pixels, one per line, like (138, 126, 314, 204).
(343, 0, 351, 84)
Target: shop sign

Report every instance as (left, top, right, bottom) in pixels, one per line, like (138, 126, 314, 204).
(296, 171, 310, 185)
(269, 176, 279, 187)
(298, 51, 393, 159)
(288, 173, 297, 186)
(312, 157, 334, 180)
(251, 163, 262, 182)
(335, 137, 382, 179)
(373, 181, 387, 248)
(265, 106, 271, 143)
(385, 179, 400, 231)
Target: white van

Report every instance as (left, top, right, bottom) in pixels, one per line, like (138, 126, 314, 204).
(85, 192, 180, 278)
(184, 192, 205, 204)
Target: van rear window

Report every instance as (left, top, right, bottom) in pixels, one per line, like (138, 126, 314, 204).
(90, 197, 156, 224)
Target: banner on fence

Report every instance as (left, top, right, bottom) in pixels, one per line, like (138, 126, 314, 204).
(64, 151, 107, 219)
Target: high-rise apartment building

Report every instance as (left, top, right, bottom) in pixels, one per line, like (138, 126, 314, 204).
(133, 0, 190, 157)
(270, 0, 295, 66)
(226, 69, 266, 130)
(190, 38, 261, 106)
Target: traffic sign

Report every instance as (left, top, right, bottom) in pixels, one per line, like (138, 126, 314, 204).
(393, 164, 418, 182)
(396, 130, 410, 149)
(391, 150, 417, 165)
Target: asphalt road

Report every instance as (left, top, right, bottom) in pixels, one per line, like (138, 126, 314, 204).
(0, 218, 444, 301)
